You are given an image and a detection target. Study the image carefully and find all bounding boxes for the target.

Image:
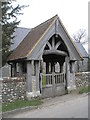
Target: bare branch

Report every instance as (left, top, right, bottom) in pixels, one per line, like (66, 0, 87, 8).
(73, 29, 87, 44)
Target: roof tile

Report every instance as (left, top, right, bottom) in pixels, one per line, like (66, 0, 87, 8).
(8, 15, 57, 61)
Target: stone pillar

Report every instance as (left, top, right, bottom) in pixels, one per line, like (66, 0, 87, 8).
(46, 62, 49, 74)
(26, 61, 33, 99)
(36, 61, 40, 96)
(65, 57, 70, 90)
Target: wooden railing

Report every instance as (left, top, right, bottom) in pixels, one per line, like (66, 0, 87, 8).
(55, 73, 65, 84)
(40, 73, 65, 89)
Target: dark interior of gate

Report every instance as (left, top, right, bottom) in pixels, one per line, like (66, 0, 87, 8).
(40, 34, 69, 98)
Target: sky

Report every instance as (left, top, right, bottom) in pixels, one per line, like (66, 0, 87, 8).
(12, 0, 89, 52)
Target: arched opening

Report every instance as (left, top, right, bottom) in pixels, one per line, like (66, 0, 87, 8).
(40, 34, 70, 97)
(42, 34, 69, 74)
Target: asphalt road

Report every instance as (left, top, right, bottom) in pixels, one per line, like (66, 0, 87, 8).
(12, 95, 88, 118)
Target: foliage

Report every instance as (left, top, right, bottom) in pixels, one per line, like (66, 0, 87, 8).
(2, 99, 43, 112)
(1, 1, 27, 66)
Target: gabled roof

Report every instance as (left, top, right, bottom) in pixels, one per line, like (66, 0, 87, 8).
(8, 15, 57, 61)
(8, 15, 82, 62)
(74, 42, 88, 58)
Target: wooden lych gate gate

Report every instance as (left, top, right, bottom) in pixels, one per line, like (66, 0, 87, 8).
(7, 15, 80, 100)
(40, 72, 66, 98)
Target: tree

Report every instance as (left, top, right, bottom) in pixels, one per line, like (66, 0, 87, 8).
(73, 29, 88, 72)
(1, 1, 27, 66)
(72, 29, 88, 44)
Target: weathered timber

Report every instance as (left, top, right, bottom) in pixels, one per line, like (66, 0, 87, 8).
(43, 49, 67, 56)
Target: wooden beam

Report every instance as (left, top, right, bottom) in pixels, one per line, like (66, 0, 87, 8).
(55, 41, 62, 49)
(43, 49, 67, 56)
(46, 41, 52, 50)
(52, 36, 55, 49)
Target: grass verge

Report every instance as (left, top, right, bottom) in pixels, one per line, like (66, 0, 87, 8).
(79, 86, 90, 94)
(2, 99, 43, 112)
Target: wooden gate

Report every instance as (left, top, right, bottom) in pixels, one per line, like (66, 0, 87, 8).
(40, 73, 66, 98)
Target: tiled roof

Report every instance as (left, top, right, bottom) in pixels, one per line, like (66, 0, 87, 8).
(8, 15, 57, 61)
(74, 42, 88, 58)
(11, 27, 30, 51)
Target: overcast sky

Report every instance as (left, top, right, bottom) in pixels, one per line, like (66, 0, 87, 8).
(13, 0, 89, 51)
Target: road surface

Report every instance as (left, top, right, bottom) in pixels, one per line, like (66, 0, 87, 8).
(11, 95, 88, 118)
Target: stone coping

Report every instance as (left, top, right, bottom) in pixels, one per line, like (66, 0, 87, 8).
(2, 77, 25, 83)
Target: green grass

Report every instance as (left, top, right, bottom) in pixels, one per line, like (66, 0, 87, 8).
(2, 99, 43, 112)
(79, 86, 90, 94)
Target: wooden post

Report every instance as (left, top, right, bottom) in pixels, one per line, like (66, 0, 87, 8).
(63, 62, 66, 73)
(51, 62, 55, 96)
(13, 63, 17, 77)
(65, 57, 70, 90)
(52, 36, 55, 49)
(51, 62, 55, 72)
(60, 63, 64, 73)
(63, 62, 66, 87)
(71, 61, 76, 89)
(46, 62, 49, 74)
(36, 61, 40, 96)
(18, 62, 22, 76)
(26, 61, 33, 99)
(52, 72, 55, 96)
(40, 73, 42, 93)
(11, 64, 13, 77)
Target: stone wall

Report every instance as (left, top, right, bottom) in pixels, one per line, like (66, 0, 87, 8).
(75, 72, 89, 88)
(2, 77, 26, 103)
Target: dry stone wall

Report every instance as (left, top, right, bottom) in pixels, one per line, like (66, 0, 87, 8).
(75, 72, 89, 88)
(2, 77, 26, 103)
(2, 72, 90, 103)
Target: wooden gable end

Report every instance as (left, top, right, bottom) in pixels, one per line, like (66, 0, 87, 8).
(56, 17, 82, 60)
(27, 16, 82, 61)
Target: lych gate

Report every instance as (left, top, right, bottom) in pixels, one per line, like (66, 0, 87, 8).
(7, 15, 82, 99)
(39, 34, 69, 97)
